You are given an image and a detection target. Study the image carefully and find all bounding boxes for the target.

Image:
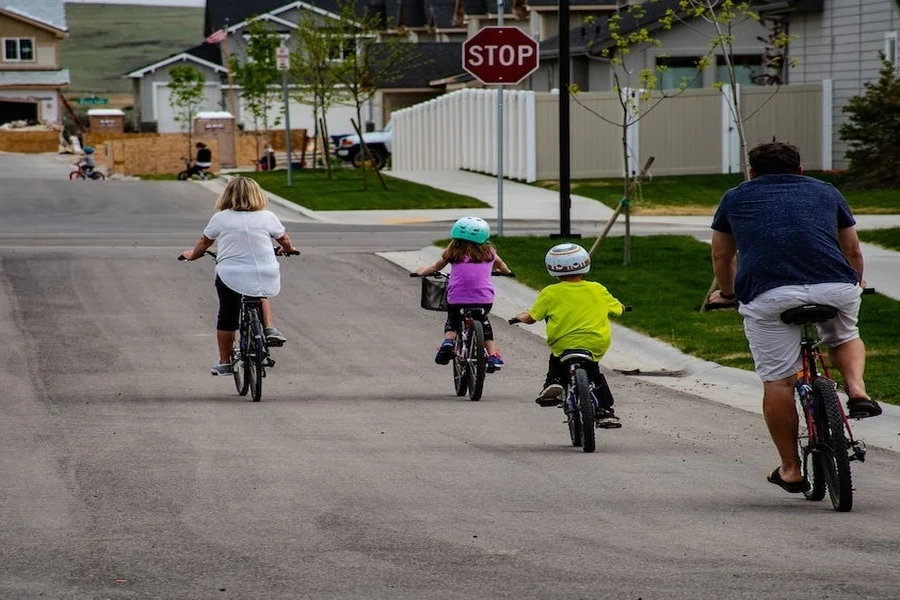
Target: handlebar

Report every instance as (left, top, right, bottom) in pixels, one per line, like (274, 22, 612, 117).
(409, 271, 515, 278)
(178, 248, 298, 261)
(509, 305, 631, 325)
(704, 287, 875, 311)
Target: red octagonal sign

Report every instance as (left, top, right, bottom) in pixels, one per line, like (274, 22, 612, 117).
(463, 26, 540, 85)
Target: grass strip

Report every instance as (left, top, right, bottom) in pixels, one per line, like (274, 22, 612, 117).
(245, 169, 489, 211)
(534, 172, 900, 215)
(491, 235, 899, 405)
(859, 228, 900, 251)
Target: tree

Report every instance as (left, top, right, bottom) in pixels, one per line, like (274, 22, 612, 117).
(291, 9, 345, 177)
(328, 0, 419, 189)
(168, 64, 206, 157)
(230, 19, 283, 166)
(839, 55, 900, 189)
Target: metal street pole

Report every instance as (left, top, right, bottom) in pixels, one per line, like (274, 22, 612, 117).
(554, 0, 575, 238)
(282, 71, 292, 187)
(496, 1, 505, 237)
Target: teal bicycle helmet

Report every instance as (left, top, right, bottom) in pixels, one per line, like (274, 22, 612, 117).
(450, 216, 490, 244)
(84, 147, 95, 154)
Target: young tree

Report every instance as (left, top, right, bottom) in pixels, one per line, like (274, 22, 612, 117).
(839, 55, 900, 189)
(291, 9, 345, 177)
(168, 64, 207, 157)
(328, 0, 419, 189)
(230, 19, 283, 166)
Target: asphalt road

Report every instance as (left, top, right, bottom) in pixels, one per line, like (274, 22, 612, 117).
(1, 162, 899, 599)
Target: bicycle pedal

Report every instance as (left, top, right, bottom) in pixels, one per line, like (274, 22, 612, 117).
(265, 358, 276, 368)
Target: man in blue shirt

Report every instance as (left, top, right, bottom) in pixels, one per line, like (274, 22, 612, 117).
(708, 141, 881, 494)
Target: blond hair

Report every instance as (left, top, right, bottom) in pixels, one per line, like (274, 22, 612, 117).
(215, 176, 269, 211)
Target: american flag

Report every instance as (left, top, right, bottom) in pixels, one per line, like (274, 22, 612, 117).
(206, 29, 227, 44)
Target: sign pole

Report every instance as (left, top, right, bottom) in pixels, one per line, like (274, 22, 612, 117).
(276, 45, 292, 187)
(496, 2, 506, 236)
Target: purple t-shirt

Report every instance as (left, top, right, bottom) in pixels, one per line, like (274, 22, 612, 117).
(447, 252, 495, 304)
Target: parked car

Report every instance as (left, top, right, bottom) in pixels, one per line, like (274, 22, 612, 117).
(334, 121, 392, 169)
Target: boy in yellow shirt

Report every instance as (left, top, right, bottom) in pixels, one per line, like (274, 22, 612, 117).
(512, 243, 626, 427)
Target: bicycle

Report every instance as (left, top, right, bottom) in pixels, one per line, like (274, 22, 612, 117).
(707, 290, 872, 512)
(509, 310, 628, 453)
(69, 165, 105, 180)
(412, 271, 513, 402)
(177, 157, 214, 181)
(179, 248, 298, 402)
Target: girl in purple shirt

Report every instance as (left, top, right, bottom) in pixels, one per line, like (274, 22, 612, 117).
(416, 217, 513, 368)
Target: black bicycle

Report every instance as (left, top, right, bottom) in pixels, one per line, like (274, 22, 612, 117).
(180, 248, 297, 402)
(412, 271, 513, 402)
(510, 314, 627, 453)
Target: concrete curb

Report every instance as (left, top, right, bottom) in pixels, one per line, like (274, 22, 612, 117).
(379, 246, 900, 454)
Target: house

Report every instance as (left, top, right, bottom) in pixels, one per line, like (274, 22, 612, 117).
(0, 0, 68, 126)
(534, 0, 900, 168)
(125, 0, 469, 135)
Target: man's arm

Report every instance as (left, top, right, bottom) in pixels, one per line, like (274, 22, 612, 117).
(710, 230, 738, 298)
(838, 226, 865, 285)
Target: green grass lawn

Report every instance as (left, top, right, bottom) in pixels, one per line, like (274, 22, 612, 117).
(534, 172, 900, 215)
(859, 228, 900, 251)
(61, 4, 203, 94)
(243, 169, 489, 211)
(491, 235, 899, 405)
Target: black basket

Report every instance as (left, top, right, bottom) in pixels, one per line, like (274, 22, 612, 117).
(420, 275, 448, 311)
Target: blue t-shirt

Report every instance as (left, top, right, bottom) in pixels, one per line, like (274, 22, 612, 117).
(710, 174, 858, 303)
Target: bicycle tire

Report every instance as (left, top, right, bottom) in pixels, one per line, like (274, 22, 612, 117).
(567, 387, 583, 447)
(69, 170, 84, 180)
(177, 170, 190, 181)
(797, 393, 825, 501)
(467, 320, 485, 401)
(248, 312, 266, 402)
(91, 172, 106, 180)
(233, 339, 249, 396)
(575, 368, 596, 453)
(452, 333, 468, 396)
(814, 378, 853, 511)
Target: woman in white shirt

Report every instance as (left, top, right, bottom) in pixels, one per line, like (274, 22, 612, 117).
(181, 176, 298, 375)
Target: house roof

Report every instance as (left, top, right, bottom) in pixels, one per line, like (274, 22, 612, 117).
(0, 0, 67, 32)
(539, 0, 819, 58)
(369, 42, 462, 88)
(0, 68, 70, 87)
(124, 43, 225, 78)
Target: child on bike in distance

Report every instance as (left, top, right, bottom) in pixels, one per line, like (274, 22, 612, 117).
(180, 176, 298, 375)
(512, 243, 626, 427)
(416, 216, 513, 368)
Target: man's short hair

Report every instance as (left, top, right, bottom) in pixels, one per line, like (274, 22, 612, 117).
(748, 142, 801, 175)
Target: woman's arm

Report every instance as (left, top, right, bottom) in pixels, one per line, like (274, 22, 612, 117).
(181, 235, 214, 261)
(275, 233, 298, 254)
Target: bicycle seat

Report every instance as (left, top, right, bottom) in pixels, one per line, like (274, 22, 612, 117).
(780, 304, 838, 325)
(560, 349, 593, 363)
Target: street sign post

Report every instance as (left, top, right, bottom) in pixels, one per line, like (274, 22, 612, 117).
(276, 45, 292, 186)
(463, 25, 540, 236)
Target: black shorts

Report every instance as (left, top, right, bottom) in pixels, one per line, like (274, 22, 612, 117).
(215, 276, 262, 331)
(444, 303, 494, 341)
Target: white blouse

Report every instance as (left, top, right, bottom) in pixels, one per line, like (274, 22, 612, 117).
(203, 209, 286, 297)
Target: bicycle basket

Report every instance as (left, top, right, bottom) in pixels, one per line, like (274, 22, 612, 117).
(420, 275, 448, 311)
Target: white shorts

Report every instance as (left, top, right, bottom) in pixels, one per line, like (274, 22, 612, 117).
(738, 283, 862, 382)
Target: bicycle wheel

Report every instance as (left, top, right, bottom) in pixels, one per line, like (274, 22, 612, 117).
(90, 171, 106, 180)
(452, 334, 468, 397)
(466, 320, 485, 401)
(575, 368, 596, 453)
(797, 395, 825, 501)
(813, 378, 853, 511)
(566, 388, 583, 448)
(248, 316, 266, 402)
(233, 338, 249, 396)
(69, 170, 84, 180)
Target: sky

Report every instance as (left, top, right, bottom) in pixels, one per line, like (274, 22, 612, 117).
(64, 0, 205, 6)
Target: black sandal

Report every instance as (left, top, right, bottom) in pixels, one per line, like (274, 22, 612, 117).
(847, 397, 882, 419)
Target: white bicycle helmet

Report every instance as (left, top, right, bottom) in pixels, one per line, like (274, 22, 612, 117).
(545, 243, 591, 276)
(450, 216, 491, 244)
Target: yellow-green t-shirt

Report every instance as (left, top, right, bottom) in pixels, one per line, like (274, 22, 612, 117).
(529, 280, 623, 360)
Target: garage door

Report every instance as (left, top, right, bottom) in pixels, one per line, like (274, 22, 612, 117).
(155, 84, 223, 134)
(0, 99, 38, 125)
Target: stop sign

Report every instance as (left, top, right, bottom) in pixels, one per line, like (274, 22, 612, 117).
(462, 26, 540, 85)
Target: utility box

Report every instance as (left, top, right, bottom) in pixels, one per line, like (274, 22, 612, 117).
(194, 111, 236, 168)
(88, 108, 125, 133)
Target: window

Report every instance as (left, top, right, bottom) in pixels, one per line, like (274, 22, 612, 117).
(656, 56, 703, 90)
(716, 55, 763, 86)
(886, 32, 898, 70)
(3, 38, 35, 61)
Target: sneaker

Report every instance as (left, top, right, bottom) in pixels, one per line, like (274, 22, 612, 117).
(535, 383, 564, 407)
(265, 327, 287, 346)
(488, 353, 504, 368)
(434, 339, 455, 365)
(847, 397, 882, 419)
(211, 361, 233, 376)
(596, 409, 622, 429)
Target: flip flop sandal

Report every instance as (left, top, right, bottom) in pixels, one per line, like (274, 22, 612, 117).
(767, 468, 810, 494)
